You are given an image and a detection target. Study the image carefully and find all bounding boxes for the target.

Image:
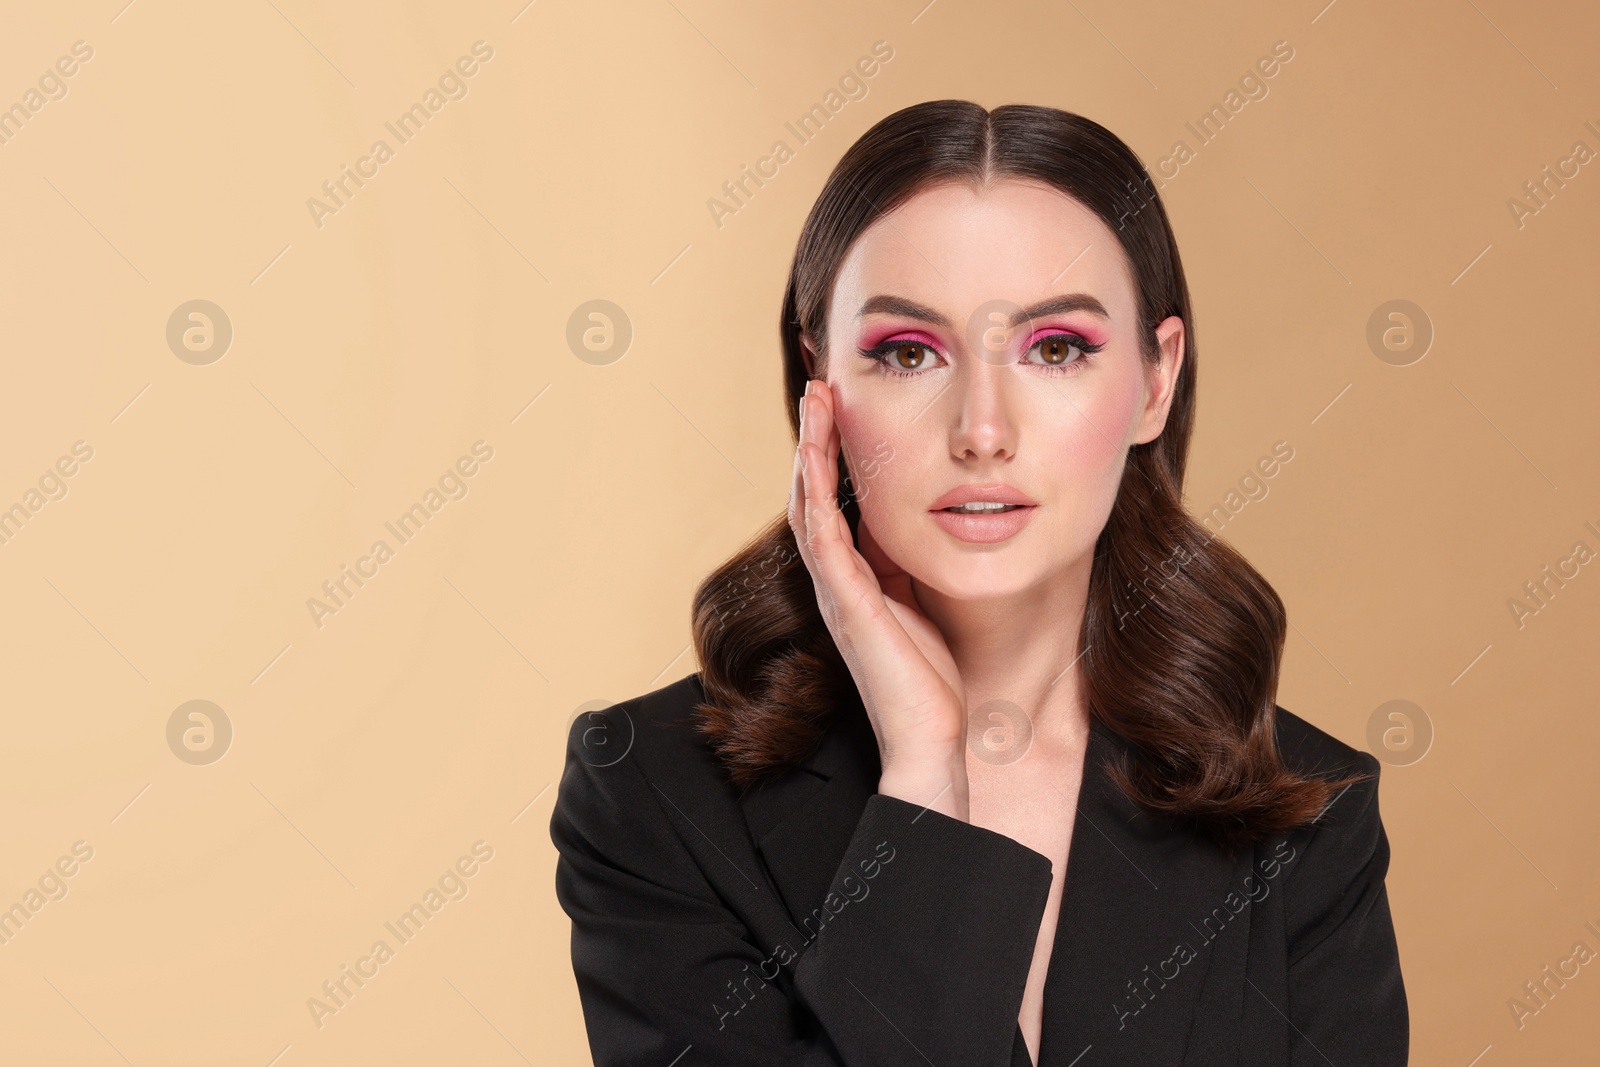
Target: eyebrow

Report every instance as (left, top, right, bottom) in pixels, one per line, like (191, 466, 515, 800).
(856, 292, 1111, 328)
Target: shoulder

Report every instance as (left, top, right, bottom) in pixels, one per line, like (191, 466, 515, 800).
(554, 671, 748, 829)
(1268, 705, 1392, 959)
(1271, 703, 1384, 835)
(550, 672, 732, 890)
(560, 671, 716, 775)
(1271, 704, 1376, 784)
(1270, 703, 1384, 841)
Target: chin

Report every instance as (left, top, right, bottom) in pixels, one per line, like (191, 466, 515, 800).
(907, 556, 1042, 601)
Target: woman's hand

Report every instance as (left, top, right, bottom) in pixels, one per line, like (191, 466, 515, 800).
(789, 378, 970, 821)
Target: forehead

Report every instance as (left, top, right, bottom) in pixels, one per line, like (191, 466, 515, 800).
(830, 178, 1136, 327)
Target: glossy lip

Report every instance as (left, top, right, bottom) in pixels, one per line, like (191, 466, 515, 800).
(929, 504, 1037, 544)
(929, 483, 1038, 510)
(928, 484, 1038, 545)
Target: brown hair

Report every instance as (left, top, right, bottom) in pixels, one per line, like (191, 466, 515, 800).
(688, 100, 1366, 858)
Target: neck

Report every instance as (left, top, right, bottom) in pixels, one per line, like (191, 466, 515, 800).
(910, 561, 1094, 751)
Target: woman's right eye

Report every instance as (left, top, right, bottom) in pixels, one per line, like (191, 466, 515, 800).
(860, 340, 944, 378)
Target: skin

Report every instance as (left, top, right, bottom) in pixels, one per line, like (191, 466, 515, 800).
(788, 176, 1184, 1062)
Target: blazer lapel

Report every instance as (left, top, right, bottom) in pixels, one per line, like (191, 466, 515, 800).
(1036, 721, 1251, 1066)
(739, 687, 882, 930)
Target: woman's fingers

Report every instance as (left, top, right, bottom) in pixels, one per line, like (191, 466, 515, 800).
(809, 379, 849, 512)
(785, 381, 966, 764)
(790, 384, 864, 614)
(788, 385, 827, 570)
(808, 380, 883, 602)
(802, 393, 913, 660)
(787, 392, 810, 552)
(816, 379, 841, 480)
(794, 382, 927, 687)
(800, 438, 852, 601)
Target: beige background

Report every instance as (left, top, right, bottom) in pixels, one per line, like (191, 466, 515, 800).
(0, 0, 1595, 1063)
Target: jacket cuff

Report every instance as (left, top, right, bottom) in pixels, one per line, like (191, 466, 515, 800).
(791, 793, 1054, 1064)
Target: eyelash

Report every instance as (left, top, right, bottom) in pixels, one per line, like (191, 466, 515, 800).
(858, 333, 1106, 380)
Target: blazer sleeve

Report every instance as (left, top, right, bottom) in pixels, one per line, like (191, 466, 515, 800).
(550, 712, 1055, 1066)
(1282, 751, 1410, 1065)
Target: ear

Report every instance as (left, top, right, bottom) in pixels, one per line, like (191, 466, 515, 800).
(799, 330, 818, 379)
(1131, 316, 1185, 445)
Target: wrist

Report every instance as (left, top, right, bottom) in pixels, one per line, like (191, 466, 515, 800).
(879, 752, 969, 822)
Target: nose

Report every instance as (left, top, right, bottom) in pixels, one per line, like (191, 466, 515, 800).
(947, 356, 1017, 462)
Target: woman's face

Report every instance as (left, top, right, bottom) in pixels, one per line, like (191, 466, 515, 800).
(805, 178, 1185, 602)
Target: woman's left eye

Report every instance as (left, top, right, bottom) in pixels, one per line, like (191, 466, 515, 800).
(859, 339, 946, 379)
(1026, 333, 1105, 373)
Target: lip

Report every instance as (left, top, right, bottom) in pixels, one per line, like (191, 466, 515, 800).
(929, 483, 1038, 510)
(928, 484, 1038, 544)
(930, 504, 1036, 544)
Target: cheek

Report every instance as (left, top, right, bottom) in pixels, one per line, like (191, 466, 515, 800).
(1073, 371, 1145, 468)
(832, 399, 913, 504)
(831, 398, 878, 471)
(1033, 372, 1144, 519)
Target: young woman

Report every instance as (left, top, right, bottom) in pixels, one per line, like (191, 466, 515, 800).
(551, 100, 1408, 1066)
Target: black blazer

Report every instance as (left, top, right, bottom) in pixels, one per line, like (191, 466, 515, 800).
(550, 673, 1408, 1065)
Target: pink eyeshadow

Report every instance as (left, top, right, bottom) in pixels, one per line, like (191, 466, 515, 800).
(858, 326, 942, 349)
(1024, 323, 1106, 348)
